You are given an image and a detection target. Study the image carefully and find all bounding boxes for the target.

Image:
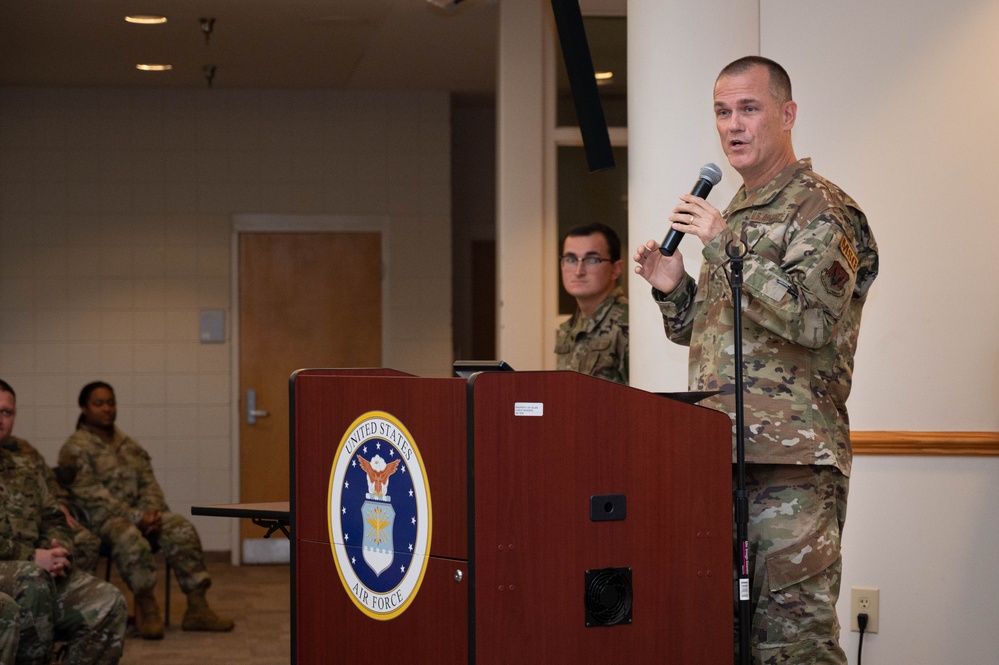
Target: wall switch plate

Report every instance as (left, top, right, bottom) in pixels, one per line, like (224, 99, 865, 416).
(199, 309, 225, 343)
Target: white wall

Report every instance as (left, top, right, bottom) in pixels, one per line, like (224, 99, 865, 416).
(496, 0, 550, 369)
(0, 87, 452, 550)
(764, 0, 999, 432)
(838, 455, 999, 662)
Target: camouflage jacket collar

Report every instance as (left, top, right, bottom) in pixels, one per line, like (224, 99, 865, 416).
(569, 286, 625, 334)
(0, 443, 17, 469)
(79, 423, 127, 450)
(725, 158, 813, 216)
(1, 436, 32, 467)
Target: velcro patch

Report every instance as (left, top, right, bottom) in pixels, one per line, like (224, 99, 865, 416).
(823, 261, 850, 295)
(748, 211, 787, 224)
(839, 235, 859, 272)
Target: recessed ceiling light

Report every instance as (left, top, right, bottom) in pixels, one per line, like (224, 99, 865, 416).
(125, 15, 168, 25)
(136, 64, 173, 71)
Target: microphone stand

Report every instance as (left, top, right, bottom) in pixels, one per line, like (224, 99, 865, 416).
(726, 236, 752, 665)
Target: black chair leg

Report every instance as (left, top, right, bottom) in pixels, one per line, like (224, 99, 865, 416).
(164, 563, 171, 627)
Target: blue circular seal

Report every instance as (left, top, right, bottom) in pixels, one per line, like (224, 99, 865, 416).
(328, 411, 432, 620)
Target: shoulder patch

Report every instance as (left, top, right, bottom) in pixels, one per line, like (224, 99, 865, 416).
(839, 235, 859, 272)
(822, 261, 850, 296)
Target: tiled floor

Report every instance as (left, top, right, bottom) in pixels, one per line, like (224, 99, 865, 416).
(107, 552, 291, 665)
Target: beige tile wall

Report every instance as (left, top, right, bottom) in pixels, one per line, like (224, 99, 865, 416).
(0, 87, 452, 550)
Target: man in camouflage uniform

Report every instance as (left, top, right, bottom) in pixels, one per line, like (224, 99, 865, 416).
(0, 379, 126, 664)
(555, 223, 630, 385)
(634, 56, 879, 664)
(59, 381, 233, 640)
(2, 437, 101, 576)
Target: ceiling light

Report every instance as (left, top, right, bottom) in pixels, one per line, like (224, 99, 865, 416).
(595, 71, 614, 85)
(125, 15, 167, 25)
(136, 64, 173, 71)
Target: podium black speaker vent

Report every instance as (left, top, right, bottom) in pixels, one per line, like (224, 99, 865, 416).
(584, 567, 632, 627)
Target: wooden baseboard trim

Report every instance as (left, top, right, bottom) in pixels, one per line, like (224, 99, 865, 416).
(852, 431, 999, 456)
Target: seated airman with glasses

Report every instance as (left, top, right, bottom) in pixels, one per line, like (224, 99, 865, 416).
(555, 223, 630, 385)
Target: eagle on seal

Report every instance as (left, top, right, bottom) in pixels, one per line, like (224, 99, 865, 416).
(358, 454, 401, 499)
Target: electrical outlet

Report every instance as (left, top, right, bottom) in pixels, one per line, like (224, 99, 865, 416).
(850, 586, 879, 633)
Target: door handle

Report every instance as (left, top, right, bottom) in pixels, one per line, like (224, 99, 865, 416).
(246, 390, 270, 425)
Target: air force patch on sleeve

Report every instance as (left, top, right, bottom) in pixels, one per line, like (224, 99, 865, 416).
(822, 261, 850, 297)
(328, 411, 432, 620)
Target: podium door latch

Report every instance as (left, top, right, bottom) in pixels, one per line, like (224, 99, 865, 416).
(246, 389, 270, 425)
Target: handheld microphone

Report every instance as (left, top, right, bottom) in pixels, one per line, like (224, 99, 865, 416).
(659, 163, 723, 256)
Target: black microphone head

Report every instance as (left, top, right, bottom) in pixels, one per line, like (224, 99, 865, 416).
(700, 162, 723, 186)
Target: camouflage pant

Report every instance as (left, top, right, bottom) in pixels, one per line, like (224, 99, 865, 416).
(1, 591, 18, 664)
(735, 464, 849, 665)
(72, 523, 101, 576)
(99, 511, 210, 594)
(0, 562, 125, 665)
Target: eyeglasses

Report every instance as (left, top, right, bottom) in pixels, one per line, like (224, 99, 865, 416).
(560, 255, 613, 268)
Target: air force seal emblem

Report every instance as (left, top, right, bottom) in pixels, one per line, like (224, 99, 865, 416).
(328, 411, 432, 620)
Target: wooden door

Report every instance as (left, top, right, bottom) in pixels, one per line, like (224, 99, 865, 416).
(238, 232, 381, 548)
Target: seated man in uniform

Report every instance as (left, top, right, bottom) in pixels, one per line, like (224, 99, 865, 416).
(0, 378, 126, 664)
(555, 223, 630, 385)
(2, 436, 101, 576)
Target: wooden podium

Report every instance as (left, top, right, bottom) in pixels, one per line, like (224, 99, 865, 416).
(291, 368, 733, 664)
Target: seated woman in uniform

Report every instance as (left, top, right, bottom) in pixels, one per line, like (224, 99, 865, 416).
(59, 381, 234, 640)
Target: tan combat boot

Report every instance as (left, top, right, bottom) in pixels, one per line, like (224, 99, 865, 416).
(135, 587, 164, 640)
(182, 585, 234, 632)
